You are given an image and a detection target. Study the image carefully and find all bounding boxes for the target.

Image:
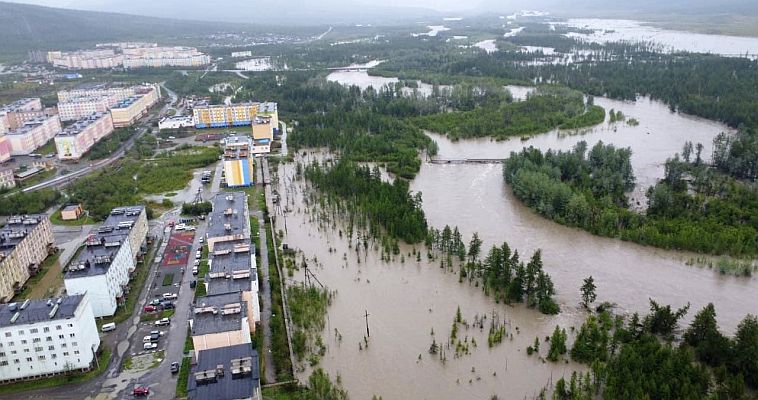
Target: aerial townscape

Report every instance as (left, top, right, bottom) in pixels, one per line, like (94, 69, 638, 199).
(0, 0, 757, 399)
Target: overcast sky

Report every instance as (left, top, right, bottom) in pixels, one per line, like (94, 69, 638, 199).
(4, 0, 486, 11)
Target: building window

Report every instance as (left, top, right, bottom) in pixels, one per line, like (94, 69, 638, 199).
(10, 350, 16, 355)
(46, 337, 52, 342)
(35, 347, 43, 352)
(43, 327, 50, 333)
(74, 350, 80, 355)
(23, 349, 29, 353)
(67, 324, 73, 328)
(58, 334, 65, 339)
(18, 330, 24, 335)
(56, 325, 62, 330)
(0, 361, 7, 366)
(0, 352, 4, 357)
(38, 355, 45, 360)
(29, 329, 37, 334)
(32, 338, 41, 343)
(61, 343, 67, 348)
(48, 345, 55, 350)
(6, 341, 12, 346)
(51, 354, 57, 359)
(25, 357, 32, 362)
(13, 359, 19, 364)
(20, 340, 27, 345)
(62, 352, 69, 356)
(4, 332, 11, 337)
(69, 333, 75, 338)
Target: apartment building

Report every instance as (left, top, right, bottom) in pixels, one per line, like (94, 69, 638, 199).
(122, 46, 210, 68)
(0, 167, 15, 189)
(47, 50, 123, 70)
(0, 215, 54, 303)
(206, 192, 250, 252)
(192, 103, 259, 129)
(109, 86, 160, 127)
(231, 51, 253, 58)
(222, 136, 254, 187)
(257, 102, 279, 130)
(0, 98, 45, 132)
(54, 113, 115, 160)
(64, 206, 147, 317)
(0, 294, 101, 383)
(57, 96, 116, 122)
(206, 240, 259, 330)
(158, 116, 194, 130)
(58, 84, 135, 103)
(188, 343, 261, 400)
(190, 291, 251, 352)
(0, 136, 10, 164)
(5, 116, 62, 156)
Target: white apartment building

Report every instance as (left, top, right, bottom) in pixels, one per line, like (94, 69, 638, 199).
(0, 215, 54, 303)
(47, 50, 123, 70)
(57, 96, 116, 122)
(231, 51, 253, 58)
(64, 206, 147, 317)
(55, 113, 115, 160)
(122, 46, 210, 68)
(0, 294, 100, 383)
(0, 98, 45, 132)
(5, 116, 62, 156)
(57, 85, 135, 103)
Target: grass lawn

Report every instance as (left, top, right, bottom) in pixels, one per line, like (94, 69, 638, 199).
(36, 139, 57, 155)
(162, 273, 174, 286)
(12, 251, 61, 301)
(0, 347, 111, 394)
(175, 357, 190, 399)
(50, 209, 96, 226)
(17, 167, 57, 189)
(140, 308, 175, 322)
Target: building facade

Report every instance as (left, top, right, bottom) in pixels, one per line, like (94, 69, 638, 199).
(55, 113, 115, 160)
(58, 85, 135, 103)
(0, 294, 101, 383)
(6, 116, 62, 156)
(0, 98, 46, 132)
(192, 103, 259, 129)
(0, 136, 11, 163)
(121, 46, 210, 68)
(109, 86, 160, 128)
(222, 136, 254, 187)
(0, 215, 54, 303)
(57, 96, 116, 122)
(47, 50, 124, 70)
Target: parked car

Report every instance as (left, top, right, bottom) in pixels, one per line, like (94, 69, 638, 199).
(161, 301, 174, 309)
(170, 361, 180, 374)
(101, 322, 116, 332)
(193, 259, 200, 267)
(133, 386, 150, 396)
(155, 318, 171, 326)
(144, 305, 157, 312)
(143, 342, 158, 350)
(190, 280, 197, 289)
(149, 299, 162, 306)
(162, 293, 178, 300)
(199, 237, 204, 243)
(192, 267, 198, 275)
(142, 335, 153, 343)
(175, 224, 186, 231)
(150, 330, 165, 337)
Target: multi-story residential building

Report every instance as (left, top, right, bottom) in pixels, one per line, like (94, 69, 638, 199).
(57, 84, 135, 103)
(251, 116, 273, 155)
(222, 136, 254, 187)
(103, 206, 148, 265)
(0, 167, 15, 189)
(257, 102, 279, 130)
(0, 215, 54, 303)
(64, 206, 147, 317)
(96, 42, 157, 49)
(206, 240, 259, 330)
(5, 116, 62, 156)
(109, 86, 160, 128)
(0, 136, 11, 164)
(57, 96, 116, 122)
(206, 192, 250, 252)
(47, 50, 123, 70)
(0, 294, 101, 383)
(54, 113, 115, 160)
(190, 291, 250, 352)
(188, 343, 261, 400)
(122, 46, 210, 69)
(192, 103, 259, 129)
(0, 98, 46, 132)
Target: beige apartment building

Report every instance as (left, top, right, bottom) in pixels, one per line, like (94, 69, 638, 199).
(0, 215, 54, 302)
(55, 112, 115, 160)
(6, 115, 62, 156)
(109, 85, 160, 127)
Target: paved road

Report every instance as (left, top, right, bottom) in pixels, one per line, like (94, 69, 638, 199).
(256, 208, 275, 385)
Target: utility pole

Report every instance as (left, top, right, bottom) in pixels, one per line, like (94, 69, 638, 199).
(364, 309, 371, 337)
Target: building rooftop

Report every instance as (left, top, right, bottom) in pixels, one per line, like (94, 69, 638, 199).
(188, 343, 259, 400)
(223, 136, 252, 160)
(58, 113, 110, 136)
(66, 82, 127, 92)
(62, 204, 81, 212)
(64, 206, 144, 279)
(58, 96, 112, 104)
(193, 102, 257, 110)
(207, 193, 248, 240)
(191, 291, 247, 336)
(0, 295, 85, 328)
(207, 240, 256, 296)
(111, 96, 141, 109)
(0, 215, 47, 257)
(7, 116, 57, 136)
(0, 98, 41, 114)
(258, 102, 277, 113)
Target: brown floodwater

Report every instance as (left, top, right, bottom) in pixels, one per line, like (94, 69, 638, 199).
(272, 72, 758, 399)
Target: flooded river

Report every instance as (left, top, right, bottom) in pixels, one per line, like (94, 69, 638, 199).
(275, 64, 758, 399)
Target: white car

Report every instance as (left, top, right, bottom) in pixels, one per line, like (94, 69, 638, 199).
(143, 342, 158, 350)
(175, 224, 186, 231)
(142, 335, 153, 343)
(155, 318, 171, 326)
(162, 293, 178, 300)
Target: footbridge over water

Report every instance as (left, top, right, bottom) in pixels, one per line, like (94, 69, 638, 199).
(429, 158, 505, 164)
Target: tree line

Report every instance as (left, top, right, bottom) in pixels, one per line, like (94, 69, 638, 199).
(503, 141, 758, 257)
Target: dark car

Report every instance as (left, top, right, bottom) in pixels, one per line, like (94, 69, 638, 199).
(161, 301, 174, 309)
(170, 361, 180, 374)
(190, 280, 196, 289)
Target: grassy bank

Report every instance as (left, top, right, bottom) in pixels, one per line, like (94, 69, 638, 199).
(12, 251, 61, 301)
(266, 217, 293, 382)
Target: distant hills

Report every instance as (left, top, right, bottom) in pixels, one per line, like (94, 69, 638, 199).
(0, 1, 259, 60)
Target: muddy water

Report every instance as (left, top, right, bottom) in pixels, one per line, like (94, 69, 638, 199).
(276, 164, 582, 400)
(294, 71, 758, 398)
